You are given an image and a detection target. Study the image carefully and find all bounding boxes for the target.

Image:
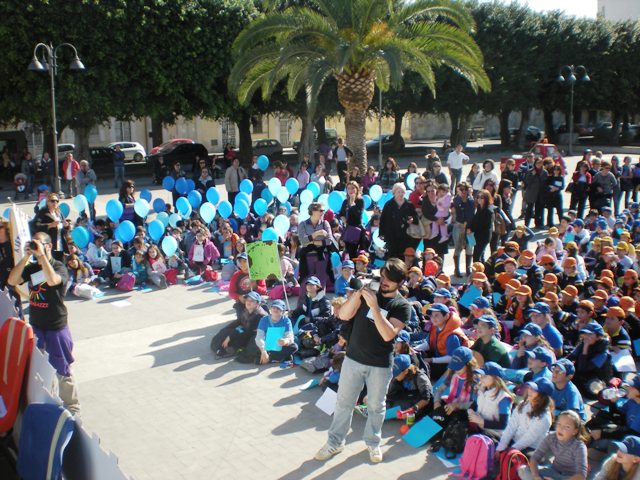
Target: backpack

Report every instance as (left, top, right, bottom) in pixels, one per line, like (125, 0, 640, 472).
(440, 417, 468, 459)
(116, 272, 136, 292)
(495, 448, 529, 480)
(456, 434, 496, 480)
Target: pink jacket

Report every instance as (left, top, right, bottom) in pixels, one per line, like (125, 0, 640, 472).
(188, 239, 220, 266)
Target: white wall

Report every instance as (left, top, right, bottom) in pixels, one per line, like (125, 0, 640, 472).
(598, 0, 640, 21)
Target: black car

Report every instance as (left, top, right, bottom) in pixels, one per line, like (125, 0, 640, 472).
(365, 134, 405, 154)
(146, 142, 210, 172)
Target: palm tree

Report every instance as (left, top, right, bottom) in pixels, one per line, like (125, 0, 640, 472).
(229, 0, 490, 173)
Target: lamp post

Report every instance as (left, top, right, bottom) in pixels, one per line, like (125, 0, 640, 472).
(378, 88, 383, 169)
(556, 65, 590, 156)
(28, 42, 85, 195)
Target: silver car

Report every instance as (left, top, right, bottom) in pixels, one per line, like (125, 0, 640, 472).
(108, 141, 146, 162)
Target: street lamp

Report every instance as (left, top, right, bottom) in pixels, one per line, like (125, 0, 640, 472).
(28, 42, 85, 194)
(556, 65, 590, 156)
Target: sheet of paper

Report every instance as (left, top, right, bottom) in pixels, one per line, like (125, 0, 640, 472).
(492, 292, 502, 305)
(265, 326, 285, 352)
(384, 406, 401, 421)
(432, 449, 461, 469)
(111, 300, 131, 308)
(402, 416, 442, 448)
(612, 349, 637, 372)
(458, 286, 482, 309)
(299, 379, 320, 391)
(315, 387, 337, 415)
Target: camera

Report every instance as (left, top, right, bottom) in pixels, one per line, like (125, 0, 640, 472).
(367, 276, 381, 292)
(27, 241, 38, 250)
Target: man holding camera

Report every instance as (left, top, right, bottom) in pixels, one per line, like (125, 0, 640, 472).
(315, 258, 411, 464)
(8, 232, 80, 415)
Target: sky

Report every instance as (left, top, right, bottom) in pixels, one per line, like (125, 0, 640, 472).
(498, 0, 597, 18)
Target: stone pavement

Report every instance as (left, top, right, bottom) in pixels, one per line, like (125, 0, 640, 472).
(66, 285, 449, 480)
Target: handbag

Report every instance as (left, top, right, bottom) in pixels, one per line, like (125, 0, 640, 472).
(407, 221, 426, 239)
(343, 225, 362, 244)
(494, 208, 507, 236)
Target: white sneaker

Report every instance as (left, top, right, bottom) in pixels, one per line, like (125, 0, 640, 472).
(314, 443, 344, 461)
(368, 445, 383, 463)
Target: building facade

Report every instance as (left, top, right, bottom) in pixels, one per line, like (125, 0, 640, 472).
(597, 0, 640, 21)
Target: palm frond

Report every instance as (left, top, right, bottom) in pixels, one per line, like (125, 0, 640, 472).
(393, 0, 476, 32)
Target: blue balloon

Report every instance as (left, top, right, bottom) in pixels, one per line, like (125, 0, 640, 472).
(84, 184, 98, 204)
(236, 192, 251, 206)
(147, 220, 165, 242)
(285, 178, 299, 195)
(185, 179, 195, 193)
(257, 155, 269, 171)
(140, 189, 152, 202)
(106, 199, 123, 222)
(282, 201, 292, 215)
(372, 228, 386, 248)
(261, 227, 278, 242)
(181, 203, 192, 219)
(378, 191, 393, 209)
(116, 220, 136, 243)
(59, 203, 70, 218)
(153, 198, 166, 214)
(307, 182, 320, 199)
(162, 176, 175, 191)
(71, 226, 90, 249)
(254, 198, 268, 216)
(228, 218, 238, 232)
(328, 191, 343, 213)
(369, 184, 383, 202)
(73, 194, 88, 212)
(206, 187, 220, 205)
(361, 210, 370, 226)
(330, 252, 341, 268)
(175, 177, 188, 195)
(363, 194, 372, 209)
(239, 179, 253, 194)
(188, 190, 202, 208)
(169, 213, 181, 228)
(234, 199, 249, 219)
(199, 202, 216, 223)
(218, 200, 232, 219)
(134, 199, 150, 218)
(273, 215, 290, 237)
(156, 212, 169, 227)
(1, 208, 8, 219)
(300, 189, 314, 205)
(161, 235, 178, 257)
(268, 177, 281, 196)
(176, 197, 190, 216)
(261, 188, 273, 203)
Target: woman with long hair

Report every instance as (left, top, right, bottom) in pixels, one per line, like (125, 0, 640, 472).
(378, 157, 400, 192)
(33, 192, 67, 259)
(469, 189, 494, 262)
(339, 181, 366, 258)
(297, 202, 336, 288)
(570, 161, 592, 219)
(118, 180, 141, 227)
(594, 435, 640, 480)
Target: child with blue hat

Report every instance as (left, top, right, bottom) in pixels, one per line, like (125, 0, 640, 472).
(255, 299, 298, 366)
(594, 435, 640, 479)
(468, 361, 514, 438)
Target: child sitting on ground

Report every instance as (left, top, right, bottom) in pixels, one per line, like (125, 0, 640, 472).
(254, 300, 298, 366)
(319, 351, 346, 392)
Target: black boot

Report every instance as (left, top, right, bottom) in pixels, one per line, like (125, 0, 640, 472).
(453, 255, 461, 277)
(465, 255, 473, 276)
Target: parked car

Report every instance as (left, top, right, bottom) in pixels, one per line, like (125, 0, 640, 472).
(149, 138, 194, 155)
(88, 146, 115, 166)
(556, 124, 592, 136)
(500, 143, 566, 174)
(146, 142, 209, 172)
(292, 128, 339, 152)
(108, 141, 146, 162)
(365, 134, 405, 154)
(508, 126, 544, 143)
(252, 139, 283, 160)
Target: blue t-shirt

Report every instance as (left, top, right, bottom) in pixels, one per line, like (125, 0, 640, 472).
(532, 367, 552, 381)
(334, 275, 351, 296)
(257, 316, 293, 337)
(552, 381, 586, 421)
(542, 323, 563, 351)
(620, 399, 640, 434)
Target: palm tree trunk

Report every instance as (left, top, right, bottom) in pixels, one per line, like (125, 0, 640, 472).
(517, 108, 531, 151)
(499, 110, 510, 147)
(345, 107, 367, 175)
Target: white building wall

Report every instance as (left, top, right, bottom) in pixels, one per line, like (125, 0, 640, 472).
(597, 0, 640, 21)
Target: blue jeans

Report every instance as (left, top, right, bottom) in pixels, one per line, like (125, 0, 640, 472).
(114, 166, 125, 189)
(327, 356, 393, 449)
(449, 168, 462, 192)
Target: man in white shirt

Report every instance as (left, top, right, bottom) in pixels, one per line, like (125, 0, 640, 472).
(447, 144, 469, 193)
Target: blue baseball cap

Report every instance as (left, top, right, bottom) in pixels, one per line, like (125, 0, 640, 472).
(37, 184, 49, 192)
(473, 314, 498, 329)
(341, 260, 355, 270)
(434, 288, 452, 299)
(553, 358, 575, 376)
(572, 219, 584, 227)
(607, 296, 620, 308)
(631, 202, 640, 209)
(428, 303, 450, 315)
(270, 299, 287, 311)
(476, 361, 505, 379)
(472, 297, 490, 309)
(529, 302, 550, 315)
(579, 321, 604, 336)
(393, 354, 412, 377)
(305, 276, 322, 286)
(525, 346, 554, 365)
(236, 252, 248, 261)
(602, 206, 612, 213)
(243, 291, 262, 303)
(596, 219, 608, 230)
(525, 377, 554, 396)
(519, 322, 543, 337)
(448, 347, 473, 371)
(395, 330, 410, 343)
(612, 436, 640, 457)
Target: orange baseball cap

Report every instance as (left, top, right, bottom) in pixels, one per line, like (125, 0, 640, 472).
(472, 262, 485, 273)
(563, 257, 577, 268)
(602, 246, 615, 255)
(503, 258, 517, 266)
(471, 272, 488, 282)
(596, 277, 614, 289)
(625, 270, 639, 279)
(540, 255, 556, 265)
(541, 292, 558, 303)
(504, 241, 520, 252)
(577, 300, 594, 311)
(601, 270, 615, 280)
(542, 273, 558, 284)
(353, 254, 369, 264)
(436, 273, 451, 284)
(520, 250, 535, 260)
(561, 285, 579, 297)
(607, 306, 626, 318)
(516, 285, 532, 296)
(620, 296, 636, 312)
(506, 279, 522, 290)
(592, 289, 609, 301)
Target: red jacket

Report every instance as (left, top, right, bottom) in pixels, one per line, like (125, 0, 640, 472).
(61, 158, 80, 180)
